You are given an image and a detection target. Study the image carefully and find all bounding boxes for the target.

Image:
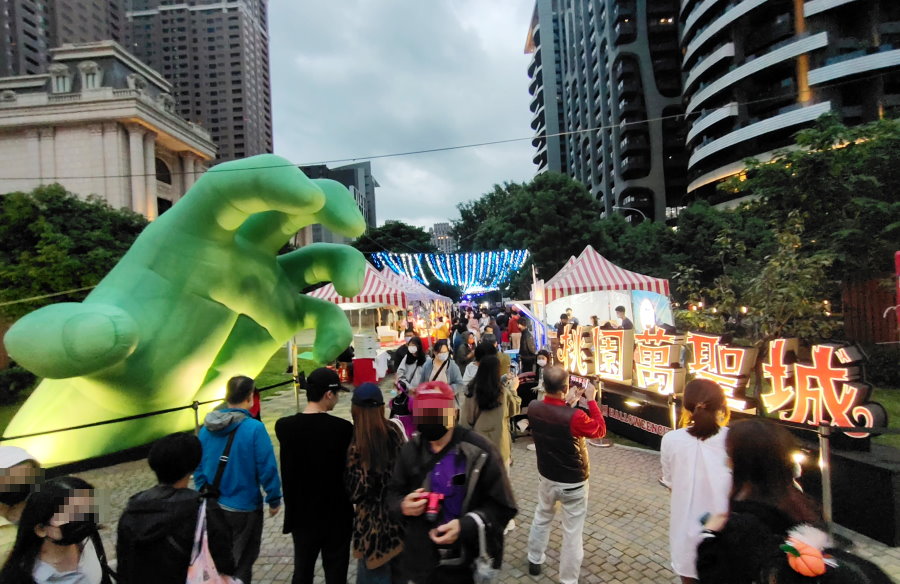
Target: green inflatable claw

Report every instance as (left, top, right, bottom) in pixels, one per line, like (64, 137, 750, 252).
(3, 155, 367, 465)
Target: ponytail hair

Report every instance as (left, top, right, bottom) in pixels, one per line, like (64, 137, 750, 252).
(680, 378, 729, 440)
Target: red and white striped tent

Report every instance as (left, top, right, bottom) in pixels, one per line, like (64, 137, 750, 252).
(308, 262, 408, 308)
(543, 245, 670, 303)
(380, 268, 452, 306)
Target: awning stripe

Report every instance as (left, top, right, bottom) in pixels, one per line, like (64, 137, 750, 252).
(544, 245, 670, 302)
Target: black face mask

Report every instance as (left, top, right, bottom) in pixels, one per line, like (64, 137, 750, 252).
(0, 486, 30, 507)
(48, 518, 97, 546)
(417, 423, 450, 442)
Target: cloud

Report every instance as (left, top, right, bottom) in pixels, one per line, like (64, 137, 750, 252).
(270, 1, 537, 231)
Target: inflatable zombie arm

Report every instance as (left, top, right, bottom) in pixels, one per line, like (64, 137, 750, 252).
(3, 155, 367, 464)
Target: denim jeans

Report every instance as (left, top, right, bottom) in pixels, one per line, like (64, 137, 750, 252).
(356, 557, 392, 584)
(527, 477, 589, 584)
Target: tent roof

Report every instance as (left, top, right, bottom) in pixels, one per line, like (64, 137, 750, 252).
(543, 245, 670, 302)
(379, 269, 452, 305)
(308, 262, 408, 307)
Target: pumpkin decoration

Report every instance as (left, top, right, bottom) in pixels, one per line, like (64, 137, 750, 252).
(780, 524, 831, 578)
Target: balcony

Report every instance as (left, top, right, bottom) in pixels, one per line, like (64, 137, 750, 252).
(618, 97, 645, 115)
(615, 59, 638, 80)
(621, 155, 651, 179)
(743, 15, 793, 57)
(810, 46, 900, 85)
(686, 101, 739, 143)
(613, 3, 636, 23)
(688, 101, 831, 169)
(618, 76, 640, 97)
(684, 42, 735, 92)
(615, 20, 637, 45)
(803, 0, 861, 17)
(683, 0, 770, 66)
(621, 134, 650, 155)
(686, 32, 828, 113)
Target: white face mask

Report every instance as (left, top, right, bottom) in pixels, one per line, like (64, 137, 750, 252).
(408, 345, 418, 355)
(537, 358, 548, 367)
(436, 352, 449, 362)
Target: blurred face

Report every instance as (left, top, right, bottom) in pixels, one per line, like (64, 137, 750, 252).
(415, 406, 456, 442)
(407, 341, 418, 354)
(436, 346, 450, 361)
(36, 490, 97, 546)
(467, 334, 475, 345)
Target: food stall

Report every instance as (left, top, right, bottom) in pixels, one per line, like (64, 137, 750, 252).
(308, 262, 409, 383)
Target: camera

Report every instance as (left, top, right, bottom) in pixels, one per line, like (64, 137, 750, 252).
(421, 491, 445, 523)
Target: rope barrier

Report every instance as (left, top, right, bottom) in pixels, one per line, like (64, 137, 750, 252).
(0, 376, 296, 443)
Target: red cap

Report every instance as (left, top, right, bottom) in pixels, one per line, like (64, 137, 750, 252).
(413, 381, 456, 413)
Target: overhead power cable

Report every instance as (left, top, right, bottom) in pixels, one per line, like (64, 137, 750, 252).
(0, 70, 892, 182)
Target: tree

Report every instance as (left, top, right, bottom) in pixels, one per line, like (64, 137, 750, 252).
(351, 221, 437, 254)
(0, 184, 148, 321)
(453, 172, 602, 296)
(722, 114, 900, 284)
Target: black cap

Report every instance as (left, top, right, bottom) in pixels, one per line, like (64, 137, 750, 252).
(351, 383, 384, 407)
(307, 367, 348, 394)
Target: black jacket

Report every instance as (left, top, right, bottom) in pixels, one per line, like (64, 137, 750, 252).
(116, 486, 235, 583)
(387, 427, 517, 584)
(696, 499, 796, 584)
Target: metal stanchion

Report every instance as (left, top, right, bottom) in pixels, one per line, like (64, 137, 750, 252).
(818, 423, 833, 534)
(192, 401, 201, 435)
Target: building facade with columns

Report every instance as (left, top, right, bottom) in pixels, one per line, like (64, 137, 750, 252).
(0, 40, 215, 219)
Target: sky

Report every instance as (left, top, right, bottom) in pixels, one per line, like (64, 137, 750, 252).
(269, 1, 538, 231)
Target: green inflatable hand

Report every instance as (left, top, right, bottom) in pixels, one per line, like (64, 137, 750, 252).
(3, 155, 367, 465)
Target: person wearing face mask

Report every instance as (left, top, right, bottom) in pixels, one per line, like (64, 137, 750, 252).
(418, 340, 465, 399)
(397, 337, 427, 390)
(0, 476, 111, 584)
(387, 381, 517, 584)
(0, 447, 42, 561)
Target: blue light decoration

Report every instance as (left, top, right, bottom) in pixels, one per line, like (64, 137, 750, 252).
(371, 250, 529, 294)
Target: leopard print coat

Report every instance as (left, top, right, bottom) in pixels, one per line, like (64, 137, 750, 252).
(345, 423, 406, 569)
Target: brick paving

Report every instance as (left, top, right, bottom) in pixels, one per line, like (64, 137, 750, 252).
(75, 374, 900, 583)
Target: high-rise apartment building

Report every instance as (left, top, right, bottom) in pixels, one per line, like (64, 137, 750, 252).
(526, 0, 687, 222)
(293, 161, 379, 246)
(126, 0, 273, 162)
(429, 223, 456, 254)
(0, 0, 125, 76)
(681, 0, 900, 204)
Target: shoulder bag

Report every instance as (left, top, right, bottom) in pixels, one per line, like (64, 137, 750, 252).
(467, 510, 498, 584)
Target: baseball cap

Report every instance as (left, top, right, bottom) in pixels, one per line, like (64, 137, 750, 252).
(0, 446, 37, 469)
(413, 381, 456, 414)
(306, 367, 348, 394)
(352, 383, 384, 407)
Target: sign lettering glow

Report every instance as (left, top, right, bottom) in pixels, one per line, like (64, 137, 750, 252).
(685, 332, 757, 397)
(761, 341, 883, 438)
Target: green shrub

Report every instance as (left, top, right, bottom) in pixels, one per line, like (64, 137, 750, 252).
(864, 345, 900, 388)
(0, 366, 37, 405)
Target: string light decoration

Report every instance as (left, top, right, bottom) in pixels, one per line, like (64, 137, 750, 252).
(371, 250, 529, 294)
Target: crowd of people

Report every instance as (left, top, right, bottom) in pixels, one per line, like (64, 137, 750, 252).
(0, 303, 893, 584)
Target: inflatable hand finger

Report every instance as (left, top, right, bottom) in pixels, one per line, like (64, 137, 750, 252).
(3, 155, 366, 465)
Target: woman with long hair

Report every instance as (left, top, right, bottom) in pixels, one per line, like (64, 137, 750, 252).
(0, 476, 110, 584)
(660, 379, 732, 584)
(345, 383, 406, 584)
(396, 336, 426, 390)
(696, 418, 820, 583)
(460, 355, 521, 468)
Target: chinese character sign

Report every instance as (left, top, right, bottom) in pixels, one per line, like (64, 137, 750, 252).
(634, 327, 684, 395)
(762, 341, 886, 438)
(685, 333, 757, 397)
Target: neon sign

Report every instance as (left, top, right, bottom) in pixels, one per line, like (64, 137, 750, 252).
(762, 340, 884, 438)
(634, 328, 684, 395)
(685, 333, 757, 399)
(557, 325, 633, 382)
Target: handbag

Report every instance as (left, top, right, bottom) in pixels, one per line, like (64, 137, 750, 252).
(467, 511, 499, 584)
(186, 500, 239, 584)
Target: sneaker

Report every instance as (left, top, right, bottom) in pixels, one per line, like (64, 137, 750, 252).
(504, 519, 516, 534)
(528, 562, 542, 576)
(588, 438, 613, 448)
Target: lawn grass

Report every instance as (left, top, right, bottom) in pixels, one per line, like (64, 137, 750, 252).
(872, 387, 900, 449)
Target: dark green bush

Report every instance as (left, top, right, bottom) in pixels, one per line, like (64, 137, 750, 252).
(0, 366, 37, 405)
(864, 345, 900, 389)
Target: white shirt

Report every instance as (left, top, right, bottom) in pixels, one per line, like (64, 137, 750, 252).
(32, 539, 103, 584)
(660, 426, 732, 579)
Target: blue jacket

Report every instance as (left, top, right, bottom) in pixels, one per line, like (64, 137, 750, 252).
(195, 408, 282, 511)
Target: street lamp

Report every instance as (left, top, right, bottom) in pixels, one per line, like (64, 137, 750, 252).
(613, 205, 649, 222)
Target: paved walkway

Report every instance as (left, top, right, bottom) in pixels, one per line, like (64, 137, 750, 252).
(79, 376, 900, 583)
